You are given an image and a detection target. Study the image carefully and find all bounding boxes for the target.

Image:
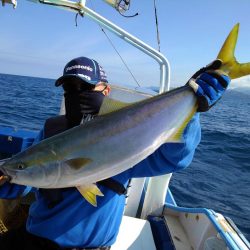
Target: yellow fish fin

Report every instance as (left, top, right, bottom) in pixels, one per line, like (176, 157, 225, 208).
(76, 184, 104, 207)
(167, 104, 198, 142)
(65, 158, 92, 170)
(217, 23, 250, 79)
(99, 97, 132, 115)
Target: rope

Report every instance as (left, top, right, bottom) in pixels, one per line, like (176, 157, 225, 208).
(100, 28, 141, 87)
(89, 0, 141, 87)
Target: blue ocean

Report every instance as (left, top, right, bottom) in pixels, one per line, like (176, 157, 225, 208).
(0, 73, 249, 241)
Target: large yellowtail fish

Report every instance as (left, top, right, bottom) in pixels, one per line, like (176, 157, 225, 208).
(0, 24, 249, 206)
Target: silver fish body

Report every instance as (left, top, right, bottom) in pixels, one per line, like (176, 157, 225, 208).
(0, 86, 197, 189)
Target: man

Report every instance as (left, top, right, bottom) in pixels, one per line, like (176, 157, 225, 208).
(0, 56, 230, 250)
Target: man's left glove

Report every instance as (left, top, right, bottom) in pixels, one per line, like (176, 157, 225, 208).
(188, 59, 231, 112)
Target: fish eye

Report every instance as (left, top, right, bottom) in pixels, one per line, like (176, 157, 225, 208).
(17, 163, 26, 170)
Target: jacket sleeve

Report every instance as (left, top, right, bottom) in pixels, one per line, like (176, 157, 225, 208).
(0, 129, 44, 199)
(128, 113, 201, 178)
(0, 182, 33, 199)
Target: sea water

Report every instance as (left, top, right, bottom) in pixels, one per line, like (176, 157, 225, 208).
(0, 73, 249, 240)
(170, 85, 250, 241)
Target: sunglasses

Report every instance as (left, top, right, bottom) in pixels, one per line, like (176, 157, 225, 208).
(62, 78, 95, 93)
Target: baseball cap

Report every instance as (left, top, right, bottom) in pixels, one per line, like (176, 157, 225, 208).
(55, 57, 108, 87)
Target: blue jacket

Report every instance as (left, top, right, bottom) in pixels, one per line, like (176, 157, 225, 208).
(0, 114, 201, 248)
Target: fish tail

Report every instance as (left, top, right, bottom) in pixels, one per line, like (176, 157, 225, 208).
(76, 184, 104, 207)
(217, 23, 250, 79)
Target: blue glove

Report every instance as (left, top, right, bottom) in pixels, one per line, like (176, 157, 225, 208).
(188, 60, 230, 112)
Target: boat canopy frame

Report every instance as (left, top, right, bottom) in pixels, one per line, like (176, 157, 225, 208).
(26, 0, 171, 93)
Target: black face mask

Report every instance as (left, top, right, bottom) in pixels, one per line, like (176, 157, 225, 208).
(79, 90, 105, 115)
(64, 90, 105, 128)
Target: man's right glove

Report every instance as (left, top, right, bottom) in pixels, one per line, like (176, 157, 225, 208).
(188, 59, 231, 112)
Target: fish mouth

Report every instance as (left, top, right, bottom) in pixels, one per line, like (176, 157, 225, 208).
(0, 175, 11, 184)
(0, 167, 13, 185)
(0, 167, 15, 182)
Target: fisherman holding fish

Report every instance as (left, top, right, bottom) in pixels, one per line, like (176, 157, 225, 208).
(0, 55, 230, 250)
